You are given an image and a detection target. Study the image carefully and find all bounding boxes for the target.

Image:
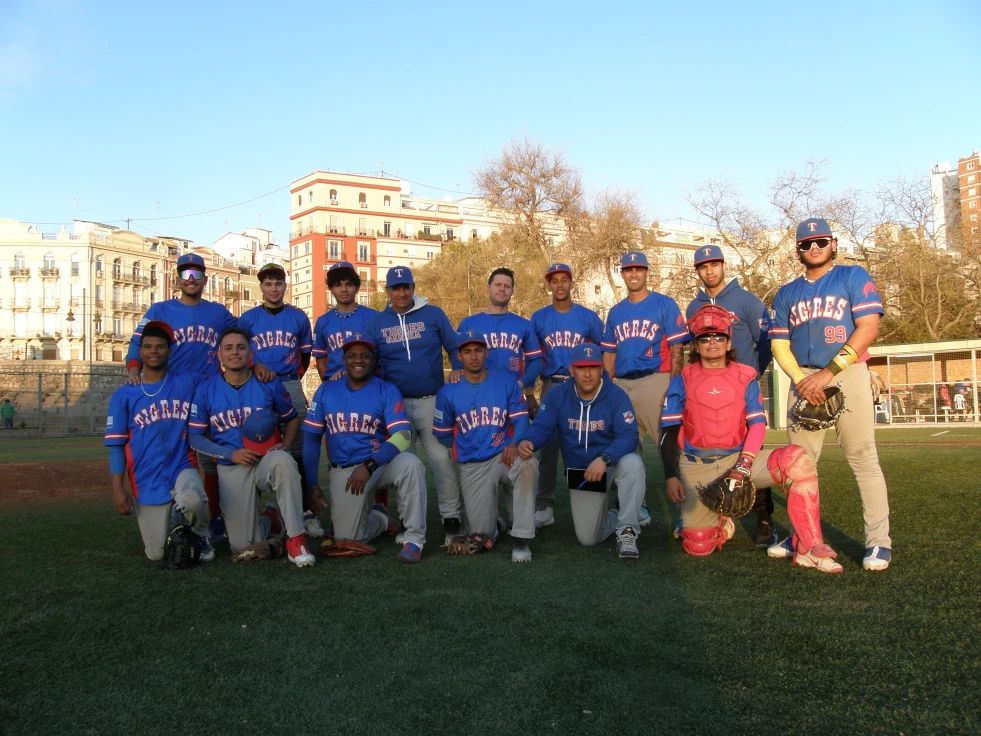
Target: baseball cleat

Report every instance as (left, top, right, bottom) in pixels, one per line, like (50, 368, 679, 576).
(616, 527, 640, 559)
(372, 504, 400, 535)
(261, 503, 284, 539)
(720, 517, 735, 541)
(303, 511, 326, 538)
(399, 542, 422, 564)
(286, 535, 315, 567)
(208, 515, 228, 545)
(639, 506, 652, 527)
(512, 539, 532, 563)
(673, 517, 684, 540)
(395, 532, 405, 545)
(198, 532, 216, 563)
(755, 520, 778, 548)
(534, 507, 554, 528)
(793, 549, 843, 574)
(863, 546, 891, 571)
(767, 536, 795, 559)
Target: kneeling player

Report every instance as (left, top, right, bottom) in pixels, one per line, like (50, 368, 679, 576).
(660, 305, 841, 573)
(517, 344, 645, 559)
(188, 327, 315, 568)
(105, 321, 213, 562)
(434, 331, 538, 562)
(302, 334, 428, 564)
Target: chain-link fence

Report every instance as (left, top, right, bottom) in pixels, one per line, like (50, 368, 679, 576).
(867, 348, 979, 424)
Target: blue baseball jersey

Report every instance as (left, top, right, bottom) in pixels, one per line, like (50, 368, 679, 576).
(687, 279, 771, 375)
(770, 265, 884, 367)
(303, 376, 411, 466)
(104, 373, 197, 505)
(238, 305, 313, 378)
(127, 300, 238, 377)
(453, 312, 543, 383)
(530, 304, 605, 377)
(311, 305, 378, 378)
(433, 371, 529, 463)
(188, 375, 297, 465)
(601, 292, 690, 375)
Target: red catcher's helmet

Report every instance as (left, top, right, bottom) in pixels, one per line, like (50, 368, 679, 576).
(688, 304, 733, 338)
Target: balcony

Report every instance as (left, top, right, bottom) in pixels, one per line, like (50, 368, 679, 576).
(224, 290, 241, 299)
(8, 267, 30, 278)
(9, 299, 31, 310)
(40, 267, 60, 279)
(114, 272, 149, 286)
(112, 300, 142, 313)
(416, 232, 442, 242)
(40, 299, 61, 312)
(356, 229, 371, 237)
(328, 226, 346, 235)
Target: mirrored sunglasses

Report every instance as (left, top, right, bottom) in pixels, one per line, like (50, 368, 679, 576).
(696, 334, 728, 343)
(797, 238, 832, 251)
(178, 268, 205, 280)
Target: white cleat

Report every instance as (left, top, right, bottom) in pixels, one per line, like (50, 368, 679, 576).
(512, 539, 532, 563)
(767, 537, 795, 559)
(534, 507, 554, 528)
(303, 511, 326, 538)
(863, 546, 891, 571)
(794, 550, 843, 574)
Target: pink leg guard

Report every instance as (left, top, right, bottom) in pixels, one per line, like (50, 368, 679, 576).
(681, 518, 732, 557)
(767, 446, 835, 559)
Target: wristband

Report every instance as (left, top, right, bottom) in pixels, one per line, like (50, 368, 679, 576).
(362, 458, 379, 476)
(734, 452, 755, 476)
(825, 345, 859, 376)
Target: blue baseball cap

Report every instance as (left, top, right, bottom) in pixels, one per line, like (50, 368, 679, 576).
(796, 218, 834, 243)
(457, 330, 488, 349)
(386, 266, 415, 287)
(570, 343, 603, 367)
(176, 253, 206, 270)
(342, 333, 376, 352)
(257, 262, 286, 280)
(545, 263, 573, 280)
(620, 251, 648, 269)
(693, 245, 725, 266)
(328, 261, 356, 274)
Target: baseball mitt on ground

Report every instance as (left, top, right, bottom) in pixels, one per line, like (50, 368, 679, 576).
(320, 538, 376, 558)
(163, 524, 202, 570)
(441, 533, 495, 555)
(231, 538, 284, 563)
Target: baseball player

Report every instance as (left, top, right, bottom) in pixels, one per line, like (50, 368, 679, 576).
(529, 263, 605, 528)
(686, 244, 776, 547)
(238, 262, 323, 537)
(367, 266, 462, 541)
(517, 343, 645, 559)
(312, 261, 379, 382)
(187, 326, 315, 568)
(105, 320, 214, 563)
(126, 253, 275, 546)
(769, 217, 891, 571)
(435, 331, 538, 562)
(660, 305, 842, 573)
(302, 334, 428, 563)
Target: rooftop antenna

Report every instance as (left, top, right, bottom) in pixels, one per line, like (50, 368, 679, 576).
(379, 160, 384, 178)
(72, 196, 76, 221)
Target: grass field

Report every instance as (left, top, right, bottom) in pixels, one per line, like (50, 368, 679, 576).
(1, 435, 980, 735)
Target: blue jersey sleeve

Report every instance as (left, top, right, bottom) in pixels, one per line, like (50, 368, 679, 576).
(433, 386, 455, 445)
(104, 389, 131, 446)
(382, 383, 412, 436)
(303, 384, 327, 437)
(588, 309, 605, 345)
(756, 305, 772, 373)
(769, 288, 790, 339)
(847, 267, 885, 318)
(744, 381, 766, 426)
(188, 383, 212, 435)
(126, 303, 162, 367)
(600, 318, 617, 354)
(520, 388, 560, 449)
(311, 314, 330, 358)
(660, 375, 686, 428)
(663, 300, 691, 346)
(606, 390, 640, 465)
(507, 379, 530, 438)
(438, 308, 459, 358)
(269, 379, 298, 423)
(298, 312, 313, 353)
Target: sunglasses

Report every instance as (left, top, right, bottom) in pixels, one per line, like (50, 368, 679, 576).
(178, 268, 205, 281)
(696, 334, 728, 343)
(797, 238, 832, 252)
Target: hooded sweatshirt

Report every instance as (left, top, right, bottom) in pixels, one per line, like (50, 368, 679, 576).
(368, 296, 459, 399)
(518, 374, 639, 469)
(686, 278, 772, 375)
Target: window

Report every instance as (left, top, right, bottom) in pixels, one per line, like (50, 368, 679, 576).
(358, 218, 368, 236)
(71, 254, 80, 277)
(359, 268, 369, 283)
(44, 253, 55, 269)
(150, 264, 157, 285)
(329, 240, 341, 259)
(384, 195, 391, 207)
(43, 314, 56, 337)
(113, 317, 122, 336)
(471, 229, 478, 241)
(969, 162, 976, 170)
(423, 224, 432, 235)
(969, 188, 977, 196)
(95, 255, 103, 273)
(971, 201, 977, 209)
(405, 222, 415, 237)
(358, 293, 370, 306)
(309, 189, 313, 202)
(305, 294, 311, 307)
(329, 189, 338, 202)
(95, 285, 103, 303)
(446, 228, 454, 240)
(426, 249, 435, 259)
(329, 215, 340, 233)
(14, 313, 27, 336)
(383, 221, 391, 237)
(386, 243, 395, 256)
(243, 288, 251, 301)
(358, 243, 370, 261)
(44, 284, 55, 306)
(133, 290, 141, 308)
(113, 286, 122, 305)
(971, 214, 978, 222)
(133, 262, 141, 279)
(304, 242, 311, 255)
(150, 291, 157, 304)
(297, 194, 302, 207)
(210, 275, 217, 293)
(358, 192, 367, 206)
(112, 258, 122, 279)
(14, 283, 27, 306)
(595, 284, 601, 295)
(15, 252, 25, 268)
(969, 175, 977, 184)
(224, 277, 232, 291)
(293, 297, 300, 307)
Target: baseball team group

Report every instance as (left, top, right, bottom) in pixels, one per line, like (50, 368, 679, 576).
(106, 216, 892, 574)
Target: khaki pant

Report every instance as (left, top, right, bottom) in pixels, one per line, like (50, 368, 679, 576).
(404, 395, 461, 521)
(788, 363, 891, 549)
(617, 372, 671, 445)
(459, 455, 538, 540)
(135, 467, 208, 561)
(535, 377, 566, 511)
(679, 451, 780, 530)
(570, 453, 646, 546)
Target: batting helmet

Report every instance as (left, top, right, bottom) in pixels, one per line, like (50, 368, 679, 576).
(163, 524, 202, 570)
(242, 407, 281, 456)
(688, 304, 733, 338)
(796, 218, 834, 244)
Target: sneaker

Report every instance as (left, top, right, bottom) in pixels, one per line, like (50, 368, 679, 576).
(372, 504, 400, 535)
(443, 517, 461, 545)
(399, 542, 422, 564)
(863, 546, 891, 571)
(755, 519, 778, 548)
(794, 549, 844, 574)
(720, 517, 735, 541)
(198, 532, 215, 563)
(672, 517, 684, 540)
(208, 515, 228, 545)
(767, 536, 795, 559)
(261, 503, 284, 538)
(616, 527, 640, 559)
(512, 539, 532, 563)
(639, 506, 652, 527)
(286, 535, 315, 567)
(303, 511, 326, 538)
(534, 507, 554, 528)
(395, 532, 405, 545)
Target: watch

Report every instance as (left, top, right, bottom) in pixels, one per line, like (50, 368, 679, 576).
(600, 453, 613, 466)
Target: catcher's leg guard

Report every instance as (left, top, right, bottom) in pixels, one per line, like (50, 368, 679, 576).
(767, 445, 835, 559)
(681, 518, 733, 557)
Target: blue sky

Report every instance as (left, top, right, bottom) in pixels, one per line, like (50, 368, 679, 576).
(1, 0, 977, 246)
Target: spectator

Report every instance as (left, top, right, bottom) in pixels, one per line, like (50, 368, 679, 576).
(1, 399, 14, 429)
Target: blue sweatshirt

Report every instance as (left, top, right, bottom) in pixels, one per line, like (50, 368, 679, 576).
(367, 296, 459, 399)
(687, 279, 771, 375)
(518, 375, 638, 469)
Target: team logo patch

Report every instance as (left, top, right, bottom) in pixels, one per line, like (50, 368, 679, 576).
(862, 281, 879, 297)
(106, 416, 113, 428)
(677, 315, 685, 327)
(309, 401, 317, 413)
(433, 409, 443, 422)
(623, 411, 635, 424)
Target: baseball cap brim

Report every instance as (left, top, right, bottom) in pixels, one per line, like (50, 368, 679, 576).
(458, 337, 488, 349)
(342, 338, 376, 352)
(244, 431, 281, 456)
(142, 320, 175, 344)
(570, 358, 603, 367)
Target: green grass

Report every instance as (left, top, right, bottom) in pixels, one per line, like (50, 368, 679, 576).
(1, 444, 980, 735)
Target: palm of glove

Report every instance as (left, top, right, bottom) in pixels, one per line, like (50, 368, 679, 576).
(696, 468, 756, 519)
(792, 386, 845, 431)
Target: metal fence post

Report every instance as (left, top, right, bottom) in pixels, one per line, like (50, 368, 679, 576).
(64, 373, 69, 435)
(88, 367, 94, 434)
(37, 372, 43, 435)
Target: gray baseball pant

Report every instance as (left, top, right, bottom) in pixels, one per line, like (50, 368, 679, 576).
(569, 453, 645, 546)
(535, 377, 565, 511)
(459, 454, 538, 540)
(216, 450, 305, 554)
(328, 452, 427, 547)
(281, 378, 308, 460)
(404, 395, 461, 520)
(135, 467, 208, 561)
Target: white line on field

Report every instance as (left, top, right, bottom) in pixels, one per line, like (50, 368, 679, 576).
(931, 431, 949, 436)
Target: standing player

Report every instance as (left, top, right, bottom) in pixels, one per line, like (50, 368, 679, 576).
(302, 334, 428, 563)
(187, 327, 314, 568)
(517, 344, 645, 559)
(435, 331, 538, 562)
(686, 245, 776, 546)
(105, 321, 214, 562)
(769, 218, 891, 571)
(312, 261, 378, 382)
(368, 266, 462, 541)
(660, 305, 842, 572)
(238, 262, 323, 537)
(529, 263, 605, 528)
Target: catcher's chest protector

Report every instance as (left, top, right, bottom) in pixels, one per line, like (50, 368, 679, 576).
(681, 363, 758, 450)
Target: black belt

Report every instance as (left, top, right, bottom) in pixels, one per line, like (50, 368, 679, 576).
(682, 453, 723, 465)
(280, 373, 299, 381)
(621, 368, 658, 381)
(330, 461, 362, 469)
(545, 374, 569, 383)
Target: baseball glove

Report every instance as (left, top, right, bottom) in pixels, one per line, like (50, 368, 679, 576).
(696, 468, 756, 519)
(231, 538, 284, 563)
(792, 386, 845, 431)
(320, 538, 376, 558)
(441, 533, 495, 555)
(163, 524, 202, 570)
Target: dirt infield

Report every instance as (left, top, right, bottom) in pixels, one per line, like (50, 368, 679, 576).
(0, 460, 108, 505)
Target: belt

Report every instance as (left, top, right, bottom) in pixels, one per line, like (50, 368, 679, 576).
(682, 452, 725, 465)
(280, 373, 300, 381)
(620, 368, 658, 381)
(545, 374, 569, 383)
(330, 461, 363, 469)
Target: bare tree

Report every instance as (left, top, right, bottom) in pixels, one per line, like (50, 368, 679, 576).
(564, 188, 642, 301)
